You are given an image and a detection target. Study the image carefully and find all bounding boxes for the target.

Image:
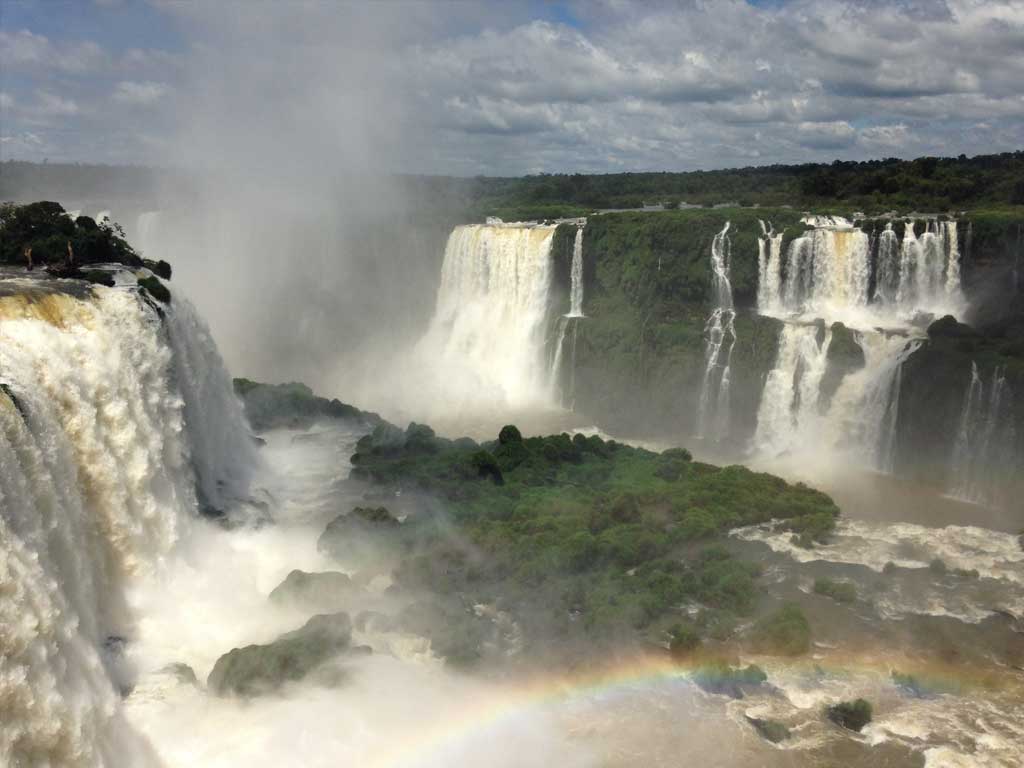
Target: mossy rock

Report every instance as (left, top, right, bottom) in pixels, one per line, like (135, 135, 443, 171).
(138, 275, 170, 304)
(207, 612, 353, 697)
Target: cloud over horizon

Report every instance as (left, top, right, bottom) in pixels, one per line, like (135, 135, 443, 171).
(0, 0, 1021, 174)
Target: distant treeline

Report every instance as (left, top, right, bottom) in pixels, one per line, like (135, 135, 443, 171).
(3, 151, 1023, 220)
(398, 151, 1024, 219)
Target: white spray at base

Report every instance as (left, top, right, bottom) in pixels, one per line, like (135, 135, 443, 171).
(0, 282, 255, 767)
(696, 222, 736, 441)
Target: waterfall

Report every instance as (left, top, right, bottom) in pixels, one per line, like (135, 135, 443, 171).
(164, 297, 258, 513)
(752, 323, 832, 456)
(873, 224, 900, 303)
(696, 223, 736, 441)
(753, 215, 969, 471)
(761, 218, 962, 324)
(825, 334, 921, 471)
(568, 226, 585, 318)
(757, 220, 784, 314)
(417, 223, 556, 410)
(0, 281, 254, 767)
(770, 227, 872, 316)
(549, 316, 569, 403)
(949, 364, 1017, 505)
(896, 220, 964, 317)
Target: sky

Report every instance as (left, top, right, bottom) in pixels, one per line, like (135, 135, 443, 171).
(1, 0, 1022, 175)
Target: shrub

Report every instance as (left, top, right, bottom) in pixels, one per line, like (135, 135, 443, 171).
(813, 578, 856, 603)
(825, 699, 872, 732)
(749, 602, 811, 655)
(668, 623, 702, 657)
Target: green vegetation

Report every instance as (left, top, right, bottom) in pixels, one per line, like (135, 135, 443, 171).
(668, 623, 702, 657)
(749, 602, 812, 655)
(813, 577, 857, 604)
(825, 698, 873, 732)
(137, 275, 170, 304)
(0, 201, 140, 267)
(345, 420, 837, 652)
(233, 379, 382, 432)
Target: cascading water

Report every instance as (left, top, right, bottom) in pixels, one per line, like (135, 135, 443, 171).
(550, 224, 586, 405)
(873, 224, 900, 303)
(416, 223, 556, 412)
(949, 364, 1017, 506)
(756, 220, 784, 313)
(696, 223, 736, 441)
(568, 226, 585, 318)
(754, 217, 966, 471)
(752, 323, 832, 456)
(0, 281, 255, 767)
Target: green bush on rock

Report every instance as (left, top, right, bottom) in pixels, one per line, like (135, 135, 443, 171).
(825, 698, 873, 732)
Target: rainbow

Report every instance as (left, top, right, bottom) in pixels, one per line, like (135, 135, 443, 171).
(361, 650, 1020, 768)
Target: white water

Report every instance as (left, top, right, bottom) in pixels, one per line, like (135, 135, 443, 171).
(753, 219, 965, 472)
(752, 323, 832, 456)
(0, 281, 255, 767)
(412, 223, 557, 416)
(568, 226, 585, 318)
(761, 219, 963, 326)
(756, 220, 783, 313)
(949, 364, 1017, 506)
(696, 223, 736, 441)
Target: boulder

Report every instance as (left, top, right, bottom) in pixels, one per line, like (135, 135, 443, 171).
(745, 716, 791, 743)
(207, 612, 352, 697)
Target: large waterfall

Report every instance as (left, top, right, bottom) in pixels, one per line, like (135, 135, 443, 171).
(416, 223, 557, 413)
(0, 281, 255, 767)
(696, 223, 736, 441)
(568, 226, 585, 318)
(753, 218, 962, 471)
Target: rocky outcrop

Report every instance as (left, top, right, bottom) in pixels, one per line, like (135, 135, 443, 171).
(207, 612, 355, 697)
(233, 379, 382, 432)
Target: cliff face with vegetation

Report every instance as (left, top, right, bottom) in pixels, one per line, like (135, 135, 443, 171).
(546, 207, 1024, 486)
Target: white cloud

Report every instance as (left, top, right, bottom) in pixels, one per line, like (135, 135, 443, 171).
(0, 29, 107, 73)
(35, 91, 79, 116)
(112, 80, 168, 106)
(860, 124, 912, 149)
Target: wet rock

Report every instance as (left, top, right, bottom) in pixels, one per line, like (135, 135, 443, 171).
(207, 612, 352, 697)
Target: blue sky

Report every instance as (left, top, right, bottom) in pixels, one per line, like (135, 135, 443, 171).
(2, 0, 1022, 173)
